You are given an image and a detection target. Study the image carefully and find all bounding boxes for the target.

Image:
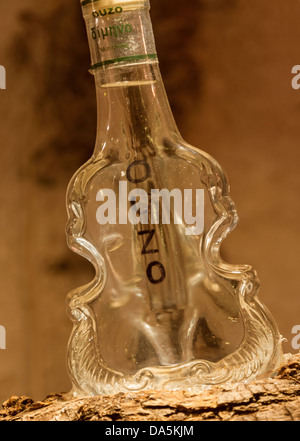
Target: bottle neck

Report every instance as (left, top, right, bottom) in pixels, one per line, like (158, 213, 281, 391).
(81, 0, 180, 157)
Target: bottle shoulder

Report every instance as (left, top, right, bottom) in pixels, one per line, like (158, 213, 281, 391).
(67, 137, 229, 193)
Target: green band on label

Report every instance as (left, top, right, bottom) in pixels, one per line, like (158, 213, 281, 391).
(90, 53, 157, 70)
(81, 0, 98, 6)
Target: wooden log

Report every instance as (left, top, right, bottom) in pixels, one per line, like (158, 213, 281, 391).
(1, 353, 299, 421)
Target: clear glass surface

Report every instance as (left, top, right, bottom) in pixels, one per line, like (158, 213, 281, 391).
(65, 1, 283, 396)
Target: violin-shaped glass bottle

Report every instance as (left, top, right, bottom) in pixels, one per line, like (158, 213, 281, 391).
(66, 0, 283, 396)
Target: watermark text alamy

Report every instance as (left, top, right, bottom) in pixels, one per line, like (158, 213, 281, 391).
(0, 65, 6, 89)
(0, 325, 6, 350)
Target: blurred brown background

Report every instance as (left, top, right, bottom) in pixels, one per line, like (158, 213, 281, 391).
(0, 0, 299, 403)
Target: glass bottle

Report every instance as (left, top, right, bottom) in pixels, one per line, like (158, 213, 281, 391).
(66, 0, 283, 396)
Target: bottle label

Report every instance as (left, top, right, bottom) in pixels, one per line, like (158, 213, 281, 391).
(81, 1, 157, 71)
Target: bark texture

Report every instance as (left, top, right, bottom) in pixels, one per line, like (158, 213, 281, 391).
(1, 353, 299, 421)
